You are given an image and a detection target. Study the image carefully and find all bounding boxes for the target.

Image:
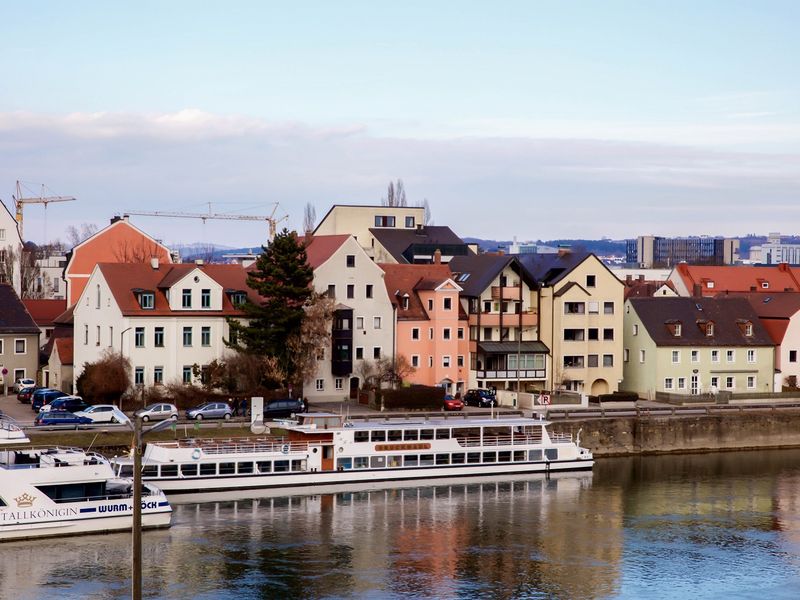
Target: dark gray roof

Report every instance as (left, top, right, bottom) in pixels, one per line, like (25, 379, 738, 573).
(0, 284, 40, 334)
(448, 254, 536, 297)
(516, 251, 593, 285)
(630, 297, 774, 347)
(478, 341, 549, 354)
(370, 226, 467, 264)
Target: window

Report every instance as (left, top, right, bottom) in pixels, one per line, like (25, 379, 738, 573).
(588, 328, 599, 341)
(691, 350, 699, 363)
(725, 376, 735, 389)
(0, 339, 3, 354)
(443, 356, 451, 367)
(0, 228, 4, 240)
(402, 297, 409, 309)
(443, 297, 452, 310)
(315, 379, 324, 391)
(677, 377, 686, 390)
(356, 347, 364, 360)
(587, 354, 598, 367)
(135, 327, 145, 348)
(411, 355, 419, 368)
(374, 215, 396, 227)
(327, 284, 335, 299)
(726, 350, 735, 362)
(711, 349, 720, 363)
(140, 293, 154, 309)
(672, 350, 680, 364)
(588, 301, 599, 314)
(154, 327, 164, 347)
(96, 284, 101, 309)
(182, 289, 192, 308)
(604, 302, 614, 314)
(231, 292, 247, 306)
(706, 322, 715, 337)
(84, 324, 88, 345)
(108, 326, 113, 347)
(429, 328, 434, 340)
(373, 347, 381, 359)
(664, 378, 674, 390)
(183, 327, 192, 347)
(154, 367, 163, 385)
(202, 326, 211, 347)
(96, 326, 101, 346)
(182, 366, 192, 384)
(639, 349, 646, 363)
(673, 323, 682, 337)
(428, 356, 433, 367)
(483, 300, 491, 313)
(346, 254, 355, 268)
(747, 376, 756, 389)
(346, 284, 354, 299)
(201, 289, 211, 308)
(14, 338, 26, 354)
(744, 323, 753, 336)
(411, 328, 420, 340)
(624, 348, 630, 362)
(790, 350, 797, 363)
(483, 327, 492, 341)
(135, 367, 144, 385)
(374, 316, 382, 329)
(633, 324, 639, 336)
(586, 274, 596, 287)
(443, 328, 451, 340)
(457, 328, 464, 340)
(565, 302, 585, 314)
(365, 284, 373, 299)
(564, 329, 585, 341)
(427, 299, 434, 311)
(563, 356, 584, 368)
(603, 354, 614, 367)
(356, 317, 364, 330)
(747, 349, 756, 363)
(711, 376, 719, 389)
(335, 378, 343, 391)
(405, 216, 415, 228)
(457, 355, 464, 367)
(603, 328, 614, 340)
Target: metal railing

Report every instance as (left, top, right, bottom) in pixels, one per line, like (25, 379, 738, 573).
(542, 402, 800, 420)
(455, 433, 544, 447)
(155, 438, 309, 455)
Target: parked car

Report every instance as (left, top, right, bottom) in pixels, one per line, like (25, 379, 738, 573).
(135, 403, 178, 422)
(39, 395, 91, 414)
(34, 410, 93, 427)
(31, 388, 68, 412)
(74, 405, 130, 425)
(443, 394, 464, 411)
(17, 386, 42, 404)
(186, 402, 233, 421)
(14, 378, 36, 393)
(463, 389, 497, 408)
(263, 398, 306, 420)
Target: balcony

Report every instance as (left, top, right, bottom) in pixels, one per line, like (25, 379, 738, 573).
(468, 311, 537, 327)
(475, 369, 546, 380)
(491, 285, 522, 300)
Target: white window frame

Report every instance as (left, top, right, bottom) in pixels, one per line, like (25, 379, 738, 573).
(443, 297, 452, 310)
(355, 347, 364, 360)
(691, 350, 699, 363)
(411, 355, 420, 368)
(747, 349, 756, 363)
(356, 317, 364, 330)
(711, 350, 720, 363)
(315, 379, 324, 391)
(677, 377, 686, 390)
(588, 301, 599, 314)
(442, 355, 451, 368)
(443, 328, 451, 340)
(725, 376, 735, 389)
(411, 328, 419, 340)
(747, 376, 756, 389)
(639, 349, 645, 363)
(335, 378, 343, 391)
(14, 338, 26, 355)
(664, 377, 674, 390)
(633, 324, 639, 336)
(623, 348, 629, 362)
(373, 316, 382, 329)
(671, 350, 680, 364)
(0, 339, 3, 354)
(726, 350, 735, 363)
(710, 376, 719, 389)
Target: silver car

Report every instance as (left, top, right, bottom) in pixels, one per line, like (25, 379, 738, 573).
(186, 402, 232, 421)
(135, 403, 178, 422)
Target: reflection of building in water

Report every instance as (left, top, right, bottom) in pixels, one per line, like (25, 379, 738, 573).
(774, 473, 800, 549)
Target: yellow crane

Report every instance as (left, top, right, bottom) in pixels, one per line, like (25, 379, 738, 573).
(13, 180, 76, 239)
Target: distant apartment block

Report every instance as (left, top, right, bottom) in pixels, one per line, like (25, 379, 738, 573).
(626, 235, 739, 268)
(749, 233, 800, 265)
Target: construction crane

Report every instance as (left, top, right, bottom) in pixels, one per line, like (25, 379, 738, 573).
(12, 180, 76, 239)
(124, 203, 289, 243)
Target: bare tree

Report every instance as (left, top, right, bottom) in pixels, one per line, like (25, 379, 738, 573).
(0, 245, 16, 285)
(287, 293, 335, 385)
(111, 238, 166, 263)
(376, 354, 416, 389)
(382, 179, 408, 207)
(420, 198, 432, 225)
(302, 203, 317, 234)
(19, 247, 43, 299)
(65, 223, 99, 247)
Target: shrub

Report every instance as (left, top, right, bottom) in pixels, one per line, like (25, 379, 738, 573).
(378, 385, 444, 411)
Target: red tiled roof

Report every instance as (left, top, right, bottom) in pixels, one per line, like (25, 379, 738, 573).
(761, 320, 790, 345)
(22, 299, 68, 325)
(54, 337, 73, 366)
(623, 280, 676, 300)
(674, 263, 800, 294)
(302, 235, 350, 269)
(380, 263, 455, 320)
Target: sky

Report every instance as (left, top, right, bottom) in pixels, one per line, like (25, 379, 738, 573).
(1, 1, 799, 248)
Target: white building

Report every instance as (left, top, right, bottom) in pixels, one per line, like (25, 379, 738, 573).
(0, 200, 23, 295)
(73, 260, 254, 388)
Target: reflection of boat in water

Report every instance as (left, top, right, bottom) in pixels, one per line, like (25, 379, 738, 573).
(0, 418, 172, 541)
(113, 413, 593, 494)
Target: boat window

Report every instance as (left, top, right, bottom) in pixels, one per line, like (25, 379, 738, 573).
(482, 451, 497, 463)
(387, 455, 402, 468)
(513, 451, 526, 462)
(142, 465, 158, 478)
(160, 464, 178, 477)
(0, 497, 5, 507)
(35, 482, 105, 503)
(545, 449, 559, 461)
(529, 449, 543, 461)
(238, 462, 254, 474)
(484, 426, 513, 438)
(354, 457, 369, 469)
(200, 463, 217, 476)
(370, 430, 386, 442)
(354, 431, 369, 443)
(118, 465, 134, 478)
(387, 430, 402, 441)
(337, 457, 352, 470)
(420, 429, 434, 440)
(257, 461, 272, 473)
(370, 456, 386, 469)
(180, 464, 198, 477)
(435, 454, 450, 465)
(420, 454, 434, 466)
(291, 460, 306, 472)
(435, 429, 450, 440)
(453, 427, 480, 442)
(467, 452, 481, 464)
(498, 451, 512, 463)
(404, 455, 418, 467)
(274, 460, 290, 472)
(219, 463, 236, 475)
(451, 453, 465, 464)
(403, 430, 419, 441)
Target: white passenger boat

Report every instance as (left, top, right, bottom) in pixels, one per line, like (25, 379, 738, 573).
(113, 413, 593, 494)
(0, 418, 172, 541)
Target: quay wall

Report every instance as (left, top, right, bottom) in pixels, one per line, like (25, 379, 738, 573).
(554, 412, 800, 457)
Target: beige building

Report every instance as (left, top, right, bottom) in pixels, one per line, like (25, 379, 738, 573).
(47, 337, 74, 394)
(623, 297, 776, 398)
(0, 283, 40, 393)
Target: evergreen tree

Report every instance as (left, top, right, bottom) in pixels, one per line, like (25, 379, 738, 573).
(227, 229, 314, 385)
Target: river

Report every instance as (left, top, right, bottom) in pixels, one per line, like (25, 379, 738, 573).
(2, 449, 800, 599)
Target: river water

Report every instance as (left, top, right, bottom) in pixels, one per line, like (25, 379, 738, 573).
(2, 449, 800, 600)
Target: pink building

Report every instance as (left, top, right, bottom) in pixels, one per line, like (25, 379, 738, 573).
(380, 261, 469, 396)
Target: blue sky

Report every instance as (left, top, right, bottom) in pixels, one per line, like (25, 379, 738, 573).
(1, 1, 799, 246)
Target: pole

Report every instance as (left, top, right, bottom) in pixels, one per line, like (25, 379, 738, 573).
(132, 416, 142, 600)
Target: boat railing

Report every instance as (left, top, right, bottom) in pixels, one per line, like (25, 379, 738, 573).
(550, 432, 574, 443)
(455, 434, 544, 447)
(155, 438, 310, 455)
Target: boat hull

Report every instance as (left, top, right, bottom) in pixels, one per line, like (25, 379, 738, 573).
(0, 509, 172, 542)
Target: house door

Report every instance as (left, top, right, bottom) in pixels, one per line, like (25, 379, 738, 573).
(322, 446, 335, 471)
(349, 377, 360, 400)
(690, 375, 699, 395)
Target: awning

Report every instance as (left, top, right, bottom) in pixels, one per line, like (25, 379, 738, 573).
(478, 341, 549, 354)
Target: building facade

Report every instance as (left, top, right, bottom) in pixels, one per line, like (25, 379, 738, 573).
(0, 200, 23, 295)
(0, 283, 40, 393)
(627, 236, 739, 268)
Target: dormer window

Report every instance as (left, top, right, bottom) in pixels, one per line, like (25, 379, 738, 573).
(761, 281, 769, 289)
(182, 289, 192, 308)
(666, 320, 682, 337)
(706, 281, 715, 289)
(140, 292, 154, 310)
(745, 323, 753, 336)
(402, 295, 409, 310)
(231, 292, 247, 306)
(706, 322, 714, 336)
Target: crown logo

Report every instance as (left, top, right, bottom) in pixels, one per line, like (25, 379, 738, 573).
(15, 493, 35, 508)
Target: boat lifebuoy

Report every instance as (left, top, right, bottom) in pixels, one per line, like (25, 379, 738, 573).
(281, 444, 290, 454)
(192, 448, 202, 460)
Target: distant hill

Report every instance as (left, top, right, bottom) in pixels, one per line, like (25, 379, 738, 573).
(462, 237, 628, 256)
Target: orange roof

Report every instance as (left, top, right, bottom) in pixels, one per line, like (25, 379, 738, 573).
(302, 235, 351, 269)
(22, 299, 68, 325)
(761, 319, 790, 345)
(674, 263, 800, 295)
(380, 263, 457, 320)
(54, 337, 73, 366)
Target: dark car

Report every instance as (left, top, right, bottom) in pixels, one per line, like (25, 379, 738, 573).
(186, 402, 233, 421)
(264, 399, 306, 420)
(17, 386, 42, 404)
(44, 396, 91, 414)
(34, 410, 93, 427)
(443, 395, 464, 411)
(463, 389, 497, 408)
(31, 388, 68, 412)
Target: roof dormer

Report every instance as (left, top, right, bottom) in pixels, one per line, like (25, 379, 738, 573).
(665, 319, 682, 337)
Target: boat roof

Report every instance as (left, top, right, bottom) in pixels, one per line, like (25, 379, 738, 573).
(294, 414, 550, 431)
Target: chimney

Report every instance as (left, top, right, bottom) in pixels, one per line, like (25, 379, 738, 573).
(638, 275, 645, 282)
(195, 259, 204, 266)
(626, 275, 633, 284)
(433, 249, 442, 264)
(692, 283, 702, 297)
(150, 257, 159, 270)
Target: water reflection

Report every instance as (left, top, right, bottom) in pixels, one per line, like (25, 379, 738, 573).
(1, 450, 800, 599)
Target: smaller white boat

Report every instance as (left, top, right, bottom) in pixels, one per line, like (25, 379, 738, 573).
(0, 418, 172, 541)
